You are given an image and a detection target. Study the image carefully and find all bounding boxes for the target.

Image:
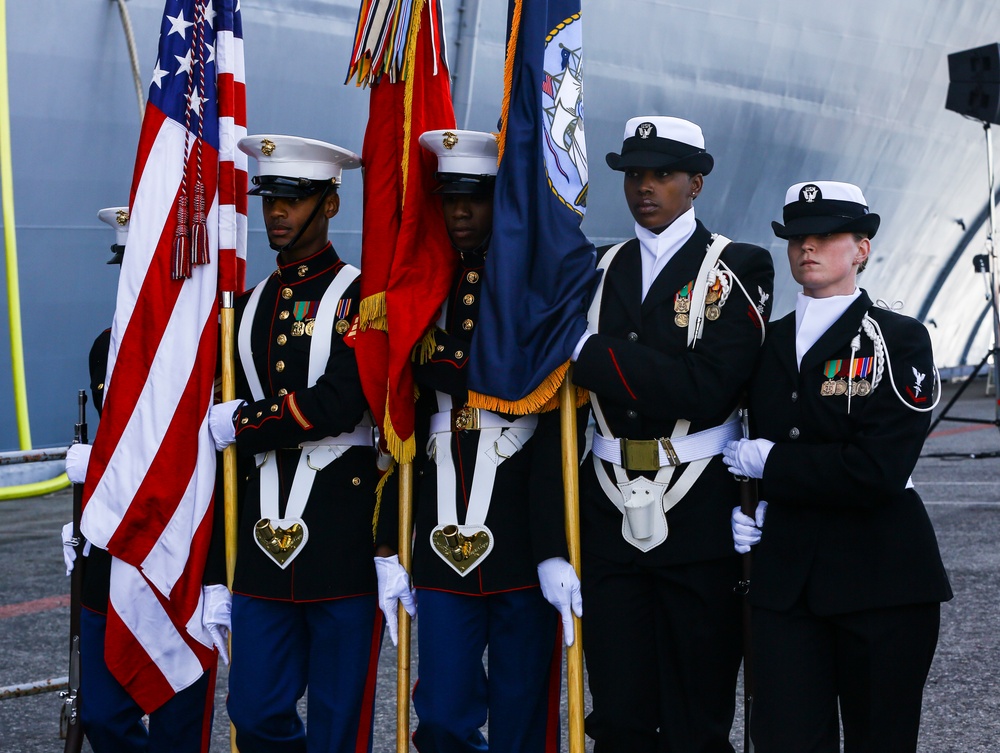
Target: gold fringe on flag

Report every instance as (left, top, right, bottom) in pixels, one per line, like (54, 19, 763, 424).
(359, 291, 388, 332)
(496, 0, 523, 165)
(467, 361, 590, 415)
(411, 327, 438, 364)
(383, 396, 417, 464)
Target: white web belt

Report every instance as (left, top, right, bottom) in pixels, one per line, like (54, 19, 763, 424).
(591, 419, 741, 471)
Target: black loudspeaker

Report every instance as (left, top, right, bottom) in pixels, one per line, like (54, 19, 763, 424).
(946, 44, 1000, 124)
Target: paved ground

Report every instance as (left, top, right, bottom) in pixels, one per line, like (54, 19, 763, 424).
(2, 377, 999, 752)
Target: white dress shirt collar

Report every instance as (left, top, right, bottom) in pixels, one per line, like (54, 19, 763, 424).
(794, 289, 861, 369)
(635, 207, 697, 300)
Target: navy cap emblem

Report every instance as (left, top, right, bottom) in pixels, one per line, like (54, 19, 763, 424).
(636, 122, 656, 139)
(800, 184, 821, 203)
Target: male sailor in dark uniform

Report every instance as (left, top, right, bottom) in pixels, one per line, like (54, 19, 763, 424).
(206, 134, 408, 753)
(406, 129, 582, 752)
(62, 207, 217, 753)
(569, 116, 775, 752)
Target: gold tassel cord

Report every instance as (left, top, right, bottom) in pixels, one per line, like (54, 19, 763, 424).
(371, 459, 397, 540)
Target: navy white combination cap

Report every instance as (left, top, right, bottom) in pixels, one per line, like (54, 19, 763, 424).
(418, 129, 498, 194)
(606, 116, 714, 175)
(238, 134, 361, 198)
(772, 181, 881, 239)
(97, 206, 129, 264)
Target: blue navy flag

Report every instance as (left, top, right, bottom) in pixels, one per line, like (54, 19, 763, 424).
(466, 0, 599, 414)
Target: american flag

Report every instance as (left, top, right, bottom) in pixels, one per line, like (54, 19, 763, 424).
(80, 0, 246, 713)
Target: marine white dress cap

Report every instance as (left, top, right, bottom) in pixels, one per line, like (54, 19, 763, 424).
(237, 134, 361, 184)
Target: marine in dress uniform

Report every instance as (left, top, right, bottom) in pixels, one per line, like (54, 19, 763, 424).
(569, 117, 775, 752)
(62, 207, 216, 753)
(408, 129, 583, 753)
(724, 181, 953, 753)
(206, 135, 402, 753)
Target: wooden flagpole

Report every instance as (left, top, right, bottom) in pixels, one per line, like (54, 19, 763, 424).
(559, 370, 585, 753)
(220, 295, 240, 753)
(397, 461, 414, 752)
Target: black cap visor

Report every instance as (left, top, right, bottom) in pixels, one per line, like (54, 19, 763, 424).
(248, 175, 335, 199)
(432, 173, 496, 195)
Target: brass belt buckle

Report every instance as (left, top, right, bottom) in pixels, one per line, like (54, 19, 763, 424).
(620, 439, 661, 472)
(452, 406, 480, 431)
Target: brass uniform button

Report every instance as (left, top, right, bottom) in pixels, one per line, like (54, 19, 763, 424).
(278, 388, 288, 397)
(275, 360, 285, 372)
(352, 477, 361, 487)
(271, 404, 279, 412)
(436, 345, 445, 352)
(454, 350, 464, 359)
(281, 288, 293, 300)
(789, 427, 800, 439)
(279, 310, 290, 320)
(466, 271, 480, 284)
(297, 265, 309, 277)
(462, 319, 474, 331)
(463, 294, 475, 305)
(256, 411, 263, 418)
(277, 334, 287, 345)
(97, 382, 105, 390)
(241, 417, 249, 425)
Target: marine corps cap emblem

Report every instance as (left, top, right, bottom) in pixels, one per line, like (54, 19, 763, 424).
(442, 131, 459, 150)
(800, 184, 820, 203)
(115, 209, 129, 225)
(261, 138, 276, 156)
(636, 122, 656, 139)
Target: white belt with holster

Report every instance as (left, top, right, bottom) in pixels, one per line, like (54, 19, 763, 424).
(587, 237, 739, 551)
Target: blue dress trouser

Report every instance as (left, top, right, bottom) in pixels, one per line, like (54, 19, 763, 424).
(413, 588, 561, 753)
(80, 607, 215, 753)
(227, 594, 382, 753)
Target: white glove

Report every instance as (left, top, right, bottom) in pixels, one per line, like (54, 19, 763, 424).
(202, 584, 232, 665)
(537, 557, 583, 647)
(731, 500, 768, 554)
(208, 399, 243, 451)
(722, 438, 774, 479)
(61, 522, 91, 576)
(65, 443, 92, 485)
(375, 555, 416, 646)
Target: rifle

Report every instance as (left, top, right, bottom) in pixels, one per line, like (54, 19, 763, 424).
(735, 404, 757, 753)
(59, 390, 87, 752)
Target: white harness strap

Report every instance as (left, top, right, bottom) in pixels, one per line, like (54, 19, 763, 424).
(688, 234, 731, 348)
(238, 266, 368, 530)
(429, 391, 538, 529)
(586, 239, 733, 552)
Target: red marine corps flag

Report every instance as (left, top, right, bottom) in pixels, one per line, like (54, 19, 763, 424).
(80, 0, 247, 712)
(347, 0, 456, 465)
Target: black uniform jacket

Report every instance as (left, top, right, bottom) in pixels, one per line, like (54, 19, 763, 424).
(574, 221, 775, 566)
(406, 249, 578, 595)
(748, 291, 952, 615)
(224, 243, 390, 602)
